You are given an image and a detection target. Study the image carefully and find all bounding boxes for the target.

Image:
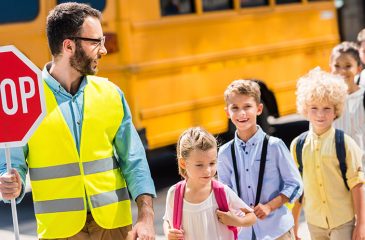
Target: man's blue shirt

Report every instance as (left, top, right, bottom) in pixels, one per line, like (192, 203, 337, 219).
(0, 63, 156, 202)
(218, 127, 303, 240)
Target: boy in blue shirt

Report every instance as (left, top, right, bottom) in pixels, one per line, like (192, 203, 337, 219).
(218, 79, 303, 240)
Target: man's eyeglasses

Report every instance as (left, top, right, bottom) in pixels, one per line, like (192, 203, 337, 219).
(70, 36, 106, 47)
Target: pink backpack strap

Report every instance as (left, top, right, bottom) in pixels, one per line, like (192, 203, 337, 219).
(212, 179, 238, 240)
(173, 180, 186, 229)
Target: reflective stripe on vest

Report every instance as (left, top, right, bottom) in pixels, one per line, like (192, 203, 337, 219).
(28, 77, 132, 239)
(29, 157, 118, 180)
(34, 197, 85, 214)
(33, 186, 130, 214)
(90, 187, 130, 208)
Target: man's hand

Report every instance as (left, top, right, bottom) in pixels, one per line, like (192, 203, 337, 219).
(0, 169, 22, 200)
(253, 203, 272, 220)
(127, 194, 155, 240)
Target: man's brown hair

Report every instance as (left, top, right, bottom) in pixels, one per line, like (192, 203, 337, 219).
(46, 2, 101, 56)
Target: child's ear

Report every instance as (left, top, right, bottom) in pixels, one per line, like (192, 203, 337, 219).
(257, 103, 264, 116)
(224, 106, 230, 118)
(178, 158, 186, 169)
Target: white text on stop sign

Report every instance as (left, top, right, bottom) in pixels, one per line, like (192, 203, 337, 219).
(0, 77, 35, 115)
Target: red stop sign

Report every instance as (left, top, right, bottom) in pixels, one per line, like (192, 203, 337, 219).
(0, 46, 46, 148)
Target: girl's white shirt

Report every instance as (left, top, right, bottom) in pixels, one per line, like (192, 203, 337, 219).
(163, 182, 252, 240)
(334, 87, 365, 166)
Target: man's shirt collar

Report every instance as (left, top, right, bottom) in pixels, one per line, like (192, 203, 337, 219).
(42, 62, 87, 96)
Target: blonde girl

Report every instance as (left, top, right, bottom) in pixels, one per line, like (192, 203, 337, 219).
(163, 127, 256, 240)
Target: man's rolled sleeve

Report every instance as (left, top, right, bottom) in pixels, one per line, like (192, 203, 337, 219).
(114, 90, 156, 201)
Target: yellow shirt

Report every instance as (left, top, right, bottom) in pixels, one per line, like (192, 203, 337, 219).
(290, 127, 364, 229)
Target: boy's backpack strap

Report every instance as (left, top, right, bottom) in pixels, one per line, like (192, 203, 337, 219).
(363, 90, 365, 111)
(295, 131, 309, 176)
(212, 179, 238, 240)
(173, 180, 186, 229)
(230, 141, 242, 198)
(255, 134, 269, 205)
(335, 129, 349, 190)
(295, 131, 308, 203)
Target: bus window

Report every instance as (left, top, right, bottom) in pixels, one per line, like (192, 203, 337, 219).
(0, 0, 39, 24)
(160, 0, 196, 16)
(57, 0, 106, 12)
(241, 0, 268, 7)
(203, 0, 234, 11)
(276, 0, 301, 4)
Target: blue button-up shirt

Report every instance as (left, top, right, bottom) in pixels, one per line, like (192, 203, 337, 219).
(218, 127, 302, 240)
(0, 63, 156, 203)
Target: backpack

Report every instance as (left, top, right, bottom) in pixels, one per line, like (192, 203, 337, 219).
(173, 179, 238, 240)
(295, 129, 349, 190)
(256, 80, 280, 118)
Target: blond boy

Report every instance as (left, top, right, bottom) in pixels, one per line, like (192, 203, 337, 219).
(218, 80, 303, 240)
(290, 68, 365, 240)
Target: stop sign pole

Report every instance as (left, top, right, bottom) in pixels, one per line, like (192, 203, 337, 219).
(0, 45, 46, 240)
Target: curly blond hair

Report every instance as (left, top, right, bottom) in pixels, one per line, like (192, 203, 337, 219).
(296, 67, 348, 119)
(224, 79, 261, 104)
(176, 127, 217, 178)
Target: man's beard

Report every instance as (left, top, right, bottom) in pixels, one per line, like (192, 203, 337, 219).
(70, 43, 98, 76)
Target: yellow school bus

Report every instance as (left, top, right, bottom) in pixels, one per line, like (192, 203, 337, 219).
(0, 0, 339, 150)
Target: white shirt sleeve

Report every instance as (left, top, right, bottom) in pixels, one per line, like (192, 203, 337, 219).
(163, 185, 176, 227)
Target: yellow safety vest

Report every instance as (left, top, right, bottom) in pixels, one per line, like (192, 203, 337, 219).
(27, 76, 132, 239)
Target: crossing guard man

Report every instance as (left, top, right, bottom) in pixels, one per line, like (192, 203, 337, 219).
(0, 2, 156, 240)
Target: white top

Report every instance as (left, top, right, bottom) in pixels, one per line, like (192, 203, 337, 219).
(334, 87, 365, 165)
(163, 183, 252, 240)
(355, 70, 365, 88)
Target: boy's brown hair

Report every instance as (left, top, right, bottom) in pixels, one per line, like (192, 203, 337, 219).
(224, 80, 261, 104)
(176, 127, 217, 178)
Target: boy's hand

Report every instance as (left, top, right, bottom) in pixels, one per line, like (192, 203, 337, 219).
(253, 203, 272, 220)
(0, 169, 22, 200)
(352, 222, 365, 240)
(216, 209, 238, 226)
(167, 228, 184, 240)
